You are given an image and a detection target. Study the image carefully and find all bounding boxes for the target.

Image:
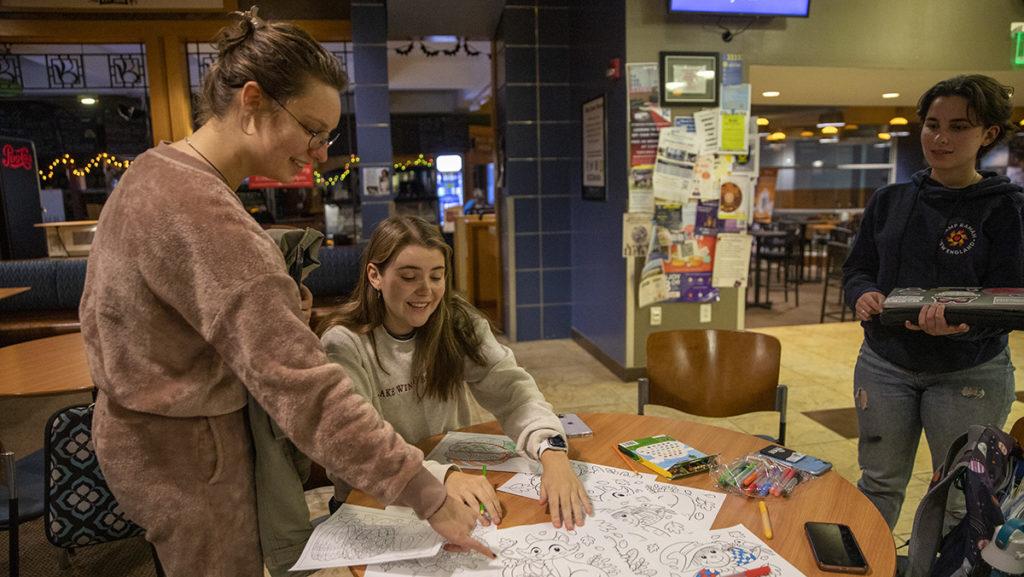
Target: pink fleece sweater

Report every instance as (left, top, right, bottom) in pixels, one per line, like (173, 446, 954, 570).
(79, 143, 444, 518)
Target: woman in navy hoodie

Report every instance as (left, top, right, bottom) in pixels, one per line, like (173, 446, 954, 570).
(843, 75, 1023, 529)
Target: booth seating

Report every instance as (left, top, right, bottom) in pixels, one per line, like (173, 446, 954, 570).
(0, 244, 365, 347)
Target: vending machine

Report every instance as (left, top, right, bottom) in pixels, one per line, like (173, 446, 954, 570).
(0, 137, 47, 259)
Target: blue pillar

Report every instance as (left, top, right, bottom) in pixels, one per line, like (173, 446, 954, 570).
(351, 0, 393, 239)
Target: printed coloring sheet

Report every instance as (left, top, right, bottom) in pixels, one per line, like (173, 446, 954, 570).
(364, 525, 502, 577)
(424, 432, 540, 474)
(290, 504, 442, 571)
(484, 522, 635, 577)
(652, 524, 806, 577)
(497, 460, 656, 502)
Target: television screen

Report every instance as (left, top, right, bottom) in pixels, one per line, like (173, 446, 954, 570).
(667, 0, 810, 17)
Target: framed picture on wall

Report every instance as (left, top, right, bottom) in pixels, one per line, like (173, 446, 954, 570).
(581, 95, 606, 201)
(659, 51, 719, 106)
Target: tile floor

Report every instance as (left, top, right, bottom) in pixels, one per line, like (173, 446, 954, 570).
(504, 323, 1024, 550)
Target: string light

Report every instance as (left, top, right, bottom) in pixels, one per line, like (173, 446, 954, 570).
(313, 154, 360, 187)
(393, 154, 433, 172)
(39, 152, 132, 182)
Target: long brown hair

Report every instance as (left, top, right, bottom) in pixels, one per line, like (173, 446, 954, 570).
(198, 6, 348, 124)
(317, 216, 487, 401)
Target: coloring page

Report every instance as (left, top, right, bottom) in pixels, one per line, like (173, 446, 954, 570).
(598, 482, 726, 531)
(497, 460, 656, 502)
(615, 524, 805, 577)
(424, 432, 540, 474)
(483, 522, 634, 577)
(364, 525, 502, 577)
(290, 504, 442, 571)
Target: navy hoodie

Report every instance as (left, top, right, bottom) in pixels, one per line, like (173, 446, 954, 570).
(843, 169, 1024, 373)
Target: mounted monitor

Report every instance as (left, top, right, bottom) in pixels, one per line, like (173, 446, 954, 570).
(667, 0, 810, 17)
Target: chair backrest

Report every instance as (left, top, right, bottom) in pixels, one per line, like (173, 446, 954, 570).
(44, 404, 144, 549)
(645, 329, 781, 418)
(825, 241, 850, 278)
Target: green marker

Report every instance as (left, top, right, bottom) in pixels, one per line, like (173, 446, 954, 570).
(480, 465, 489, 517)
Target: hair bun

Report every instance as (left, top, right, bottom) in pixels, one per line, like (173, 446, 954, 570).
(216, 6, 264, 57)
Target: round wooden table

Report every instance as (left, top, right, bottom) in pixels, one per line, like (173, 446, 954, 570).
(347, 413, 896, 577)
(0, 332, 94, 397)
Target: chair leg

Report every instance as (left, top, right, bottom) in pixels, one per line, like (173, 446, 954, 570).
(9, 499, 18, 577)
(150, 542, 167, 577)
(820, 278, 829, 323)
(58, 548, 73, 570)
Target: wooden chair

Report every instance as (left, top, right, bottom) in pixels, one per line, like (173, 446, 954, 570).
(1010, 415, 1024, 447)
(1, 440, 45, 577)
(638, 329, 788, 445)
(820, 240, 852, 323)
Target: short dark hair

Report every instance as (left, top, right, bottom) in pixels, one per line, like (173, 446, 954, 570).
(917, 74, 1015, 159)
(198, 7, 348, 124)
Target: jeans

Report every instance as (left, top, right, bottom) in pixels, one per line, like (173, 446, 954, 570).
(854, 343, 1015, 529)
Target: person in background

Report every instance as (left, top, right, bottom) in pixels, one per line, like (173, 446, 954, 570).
(79, 9, 490, 576)
(318, 215, 593, 530)
(843, 74, 1024, 528)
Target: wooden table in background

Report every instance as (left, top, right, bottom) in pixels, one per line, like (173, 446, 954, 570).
(0, 332, 94, 398)
(0, 286, 30, 300)
(348, 413, 896, 577)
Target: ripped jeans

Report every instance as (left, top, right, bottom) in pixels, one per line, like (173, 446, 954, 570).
(854, 343, 1015, 529)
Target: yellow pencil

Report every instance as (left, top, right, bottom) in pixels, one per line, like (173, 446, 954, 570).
(758, 500, 773, 540)
(612, 445, 640, 473)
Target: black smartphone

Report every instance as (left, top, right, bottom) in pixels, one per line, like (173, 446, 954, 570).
(805, 522, 869, 574)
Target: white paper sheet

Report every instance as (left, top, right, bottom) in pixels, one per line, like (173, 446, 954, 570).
(693, 109, 719, 153)
(484, 522, 636, 577)
(653, 524, 807, 577)
(497, 460, 657, 502)
(290, 504, 443, 571)
(364, 525, 501, 577)
(712, 233, 753, 288)
(424, 432, 540, 474)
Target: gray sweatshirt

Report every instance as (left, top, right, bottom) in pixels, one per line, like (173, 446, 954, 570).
(321, 316, 565, 482)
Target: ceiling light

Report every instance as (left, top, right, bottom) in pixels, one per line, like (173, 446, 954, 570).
(819, 137, 840, 144)
(761, 91, 780, 98)
(767, 131, 786, 141)
(756, 117, 770, 126)
(889, 116, 909, 125)
(1018, 118, 1024, 126)
(800, 130, 815, 138)
(882, 92, 900, 99)
(423, 35, 458, 43)
(820, 126, 839, 135)
(812, 160, 824, 168)
(79, 96, 97, 105)
(877, 132, 892, 141)
(816, 111, 846, 128)
(843, 123, 860, 131)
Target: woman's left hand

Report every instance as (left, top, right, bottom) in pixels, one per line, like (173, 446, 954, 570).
(538, 450, 593, 530)
(905, 303, 970, 336)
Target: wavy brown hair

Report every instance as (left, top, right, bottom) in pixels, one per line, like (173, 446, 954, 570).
(917, 74, 1015, 160)
(317, 216, 487, 401)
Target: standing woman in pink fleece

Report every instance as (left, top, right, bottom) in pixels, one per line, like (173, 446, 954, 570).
(78, 8, 491, 576)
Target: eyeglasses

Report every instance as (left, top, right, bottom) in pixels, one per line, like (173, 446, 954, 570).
(270, 96, 341, 151)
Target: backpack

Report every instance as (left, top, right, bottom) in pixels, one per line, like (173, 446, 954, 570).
(906, 425, 1023, 577)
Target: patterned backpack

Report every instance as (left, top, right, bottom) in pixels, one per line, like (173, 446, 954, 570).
(906, 425, 1022, 577)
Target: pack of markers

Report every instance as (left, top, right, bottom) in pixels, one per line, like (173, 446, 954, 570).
(711, 454, 811, 498)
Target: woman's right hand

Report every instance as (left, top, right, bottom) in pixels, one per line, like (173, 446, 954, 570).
(855, 291, 886, 321)
(426, 496, 495, 558)
(445, 471, 503, 525)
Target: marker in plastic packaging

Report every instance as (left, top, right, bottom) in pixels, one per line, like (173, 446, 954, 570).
(780, 475, 800, 497)
(771, 467, 797, 497)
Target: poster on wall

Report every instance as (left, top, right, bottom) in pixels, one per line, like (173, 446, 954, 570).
(582, 95, 606, 201)
(754, 168, 778, 223)
(361, 166, 391, 197)
(623, 212, 653, 258)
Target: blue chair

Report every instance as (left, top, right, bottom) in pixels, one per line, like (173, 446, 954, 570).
(1, 445, 45, 577)
(44, 404, 164, 576)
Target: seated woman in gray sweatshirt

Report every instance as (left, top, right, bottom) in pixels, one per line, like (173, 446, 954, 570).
(319, 215, 593, 530)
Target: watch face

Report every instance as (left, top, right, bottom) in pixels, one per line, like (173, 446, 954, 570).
(548, 435, 567, 449)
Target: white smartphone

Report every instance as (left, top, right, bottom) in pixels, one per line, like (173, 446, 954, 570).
(558, 413, 593, 438)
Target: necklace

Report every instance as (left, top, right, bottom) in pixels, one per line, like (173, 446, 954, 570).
(185, 137, 230, 186)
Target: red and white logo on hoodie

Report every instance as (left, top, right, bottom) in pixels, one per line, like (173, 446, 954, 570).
(940, 222, 977, 256)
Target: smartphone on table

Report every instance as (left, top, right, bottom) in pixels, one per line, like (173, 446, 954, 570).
(759, 444, 833, 476)
(805, 522, 869, 574)
(557, 413, 593, 438)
